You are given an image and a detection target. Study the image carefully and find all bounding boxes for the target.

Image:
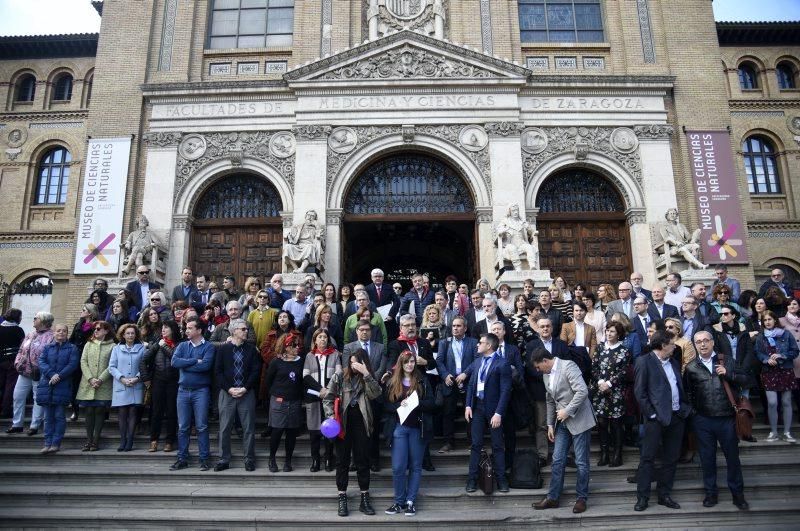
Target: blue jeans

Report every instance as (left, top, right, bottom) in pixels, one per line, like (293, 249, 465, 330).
(43, 404, 66, 447)
(391, 424, 425, 505)
(177, 386, 210, 461)
(692, 414, 743, 496)
(549, 422, 591, 501)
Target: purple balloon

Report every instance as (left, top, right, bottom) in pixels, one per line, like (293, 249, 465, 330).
(321, 418, 341, 439)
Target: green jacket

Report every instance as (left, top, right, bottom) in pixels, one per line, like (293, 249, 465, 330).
(76, 339, 115, 401)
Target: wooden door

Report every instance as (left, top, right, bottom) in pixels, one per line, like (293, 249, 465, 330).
(191, 221, 282, 286)
(537, 217, 632, 290)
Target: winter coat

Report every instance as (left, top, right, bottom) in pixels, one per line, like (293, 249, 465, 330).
(109, 343, 145, 407)
(140, 340, 179, 383)
(76, 339, 115, 401)
(36, 341, 80, 406)
(14, 328, 55, 378)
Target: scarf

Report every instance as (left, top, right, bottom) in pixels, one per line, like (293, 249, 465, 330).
(785, 312, 800, 327)
(764, 327, 783, 347)
(163, 337, 176, 349)
(397, 334, 417, 347)
(81, 321, 93, 334)
(721, 320, 741, 335)
(312, 346, 336, 357)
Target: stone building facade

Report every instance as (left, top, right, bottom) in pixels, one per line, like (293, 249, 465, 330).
(0, 1, 798, 323)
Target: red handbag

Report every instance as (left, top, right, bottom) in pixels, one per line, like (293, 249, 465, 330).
(333, 397, 345, 440)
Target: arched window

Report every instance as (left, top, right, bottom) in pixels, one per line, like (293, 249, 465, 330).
(52, 74, 73, 101)
(208, 0, 294, 49)
(777, 61, 797, 89)
(35, 147, 71, 205)
(519, 0, 604, 43)
(743, 136, 780, 194)
(535, 169, 624, 213)
(15, 74, 36, 102)
(194, 174, 282, 219)
(738, 62, 759, 89)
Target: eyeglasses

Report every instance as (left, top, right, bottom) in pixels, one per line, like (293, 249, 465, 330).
(94, 327, 105, 331)
(150, 298, 160, 302)
(138, 270, 150, 275)
(721, 311, 733, 316)
(257, 295, 268, 299)
(235, 327, 248, 332)
(772, 274, 783, 278)
(695, 338, 712, 344)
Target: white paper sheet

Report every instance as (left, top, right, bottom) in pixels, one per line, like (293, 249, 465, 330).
(377, 303, 393, 320)
(396, 390, 419, 424)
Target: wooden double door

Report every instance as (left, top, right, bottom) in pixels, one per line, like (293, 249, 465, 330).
(191, 219, 282, 287)
(537, 215, 632, 289)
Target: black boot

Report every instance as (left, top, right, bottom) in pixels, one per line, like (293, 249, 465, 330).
(597, 418, 609, 466)
(609, 420, 623, 467)
(325, 454, 334, 472)
(338, 493, 349, 517)
(268, 457, 278, 473)
(597, 446, 609, 467)
(310, 458, 320, 472)
(359, 492, 375, 515)
(283, 457, 293, 472)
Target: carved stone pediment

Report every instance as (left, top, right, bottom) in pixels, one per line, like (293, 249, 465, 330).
(285, 29, 529, 84)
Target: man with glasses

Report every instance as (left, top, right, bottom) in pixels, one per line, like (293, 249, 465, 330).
(680, 297, 709, 342)
(282, 284, 311, 325)
(648, 285, 679, 321)
(213, 319, 261, 472)
(471, 296, 510, 339)
(392, 283, 403, 296)
(758, 267, 792, 298)
(708, 265, 740, 302)
(664, 273, 691, 309)
(683, 331, 749, 511)
(632, 296, 653, 345)
(630, 272, 652, 301)
(125, 265, 161, 313)
(538, 290, 566, 338)
(266, 274, 290, 309)
(170, 317, 215, 471)
(171, 267, 197, 304)
(464, 333, 512, 493)
(399, 273, 435, 326)
(605, 282, 636, 321)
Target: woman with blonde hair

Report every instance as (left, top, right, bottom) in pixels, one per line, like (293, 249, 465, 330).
(548, 284, 574, 321)
(554, 276, 573, 302)
(420, 303, 445, 352)
(305, 303, 342, 351)
(596, 283, 615, 313)
(238, 276, 263, 320)
(664, 317, 696, 372)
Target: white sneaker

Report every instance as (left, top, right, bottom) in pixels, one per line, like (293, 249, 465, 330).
(784, 433, 796, 443)
(766, 432, 779, 442)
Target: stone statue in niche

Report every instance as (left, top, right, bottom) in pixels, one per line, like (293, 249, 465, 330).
(655, 207, 708, 270)
(120, 215, 164, 276)
(494, 204, 539, 272)
(283, 210, 325, 274)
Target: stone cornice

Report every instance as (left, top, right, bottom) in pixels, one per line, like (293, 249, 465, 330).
(525, 75, 675, 87)
(0, 110, 88, 121)
(747, 221, 800, 231)
(141, 80, 288, 96)
(0, 231, 74, 242)
(729, 99, 800, 109)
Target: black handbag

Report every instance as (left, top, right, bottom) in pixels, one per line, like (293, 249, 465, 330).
(478, 450, 495, 495)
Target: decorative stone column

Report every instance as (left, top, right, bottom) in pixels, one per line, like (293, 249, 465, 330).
(167, 214, 193, 289)
(475, 206, 494, 283)
(634, 124, 677, 286)
(485, 122, 526, 221)
(325, 209, 344, 285)
(293, 126, 331, 225)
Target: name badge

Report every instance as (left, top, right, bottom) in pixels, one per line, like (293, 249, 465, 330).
(477, 381, 485, 394)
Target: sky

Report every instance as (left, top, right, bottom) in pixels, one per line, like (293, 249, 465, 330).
(0, 0, 798, 37)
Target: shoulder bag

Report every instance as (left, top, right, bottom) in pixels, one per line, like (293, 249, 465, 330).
(717, 352, 754, 440)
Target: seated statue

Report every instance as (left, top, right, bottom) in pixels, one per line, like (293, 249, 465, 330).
(656, 207, 708, 270)
(494, 204, 539, 272)
(283, 209, 325, 274)
(121, 215, 163, 277)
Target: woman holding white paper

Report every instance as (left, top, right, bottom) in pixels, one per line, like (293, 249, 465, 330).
(383, 350, 436, 517)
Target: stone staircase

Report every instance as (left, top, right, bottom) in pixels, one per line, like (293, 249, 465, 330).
(1, 404, 799, 529)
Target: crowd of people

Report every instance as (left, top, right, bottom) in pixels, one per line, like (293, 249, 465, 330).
(0, 264, 798, 517)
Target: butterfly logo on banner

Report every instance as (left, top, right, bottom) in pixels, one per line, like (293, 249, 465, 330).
(707, 216, 743, 260)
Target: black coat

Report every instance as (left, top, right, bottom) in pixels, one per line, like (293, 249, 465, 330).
(711, 326, 757, 390)
(387, 338, 434, 376)
(683, 354, 748, 417)
(215, 342, 262, 392)
(140, 341, 179, 383)
(634, 353, 691, 426)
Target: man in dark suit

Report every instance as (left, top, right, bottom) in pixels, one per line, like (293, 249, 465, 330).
(758, 267, 791, 298)
(489, 320, 523, 472)
(630, 272, 653, 301)
(189, 274, 212, 314)
(470, 296, 512, 339)
(633, 330, 692, 512)
(434, 291, 458, 339)
(464, 333, 512, 493)
(648, 285, 679, 321)
(524, 316, 570, 465)
(125, 265, 161, 313)
(344, 320, 386, 472)
(632, 296, 652, 345)
(691, 283, 720, 326)
(342, 289, 377, 327)
(463, 289, 485, 334)
(171, 266, 198, 304)
(538, 290, 566, 337)
(365, 268, 400, 340)
(436, 316, 478, 453)
(679, 296, 709, 342)
(213, 318, 261, 472)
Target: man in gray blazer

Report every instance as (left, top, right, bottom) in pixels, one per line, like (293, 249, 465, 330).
(343, 319, 386, 472)
(531, 347, 596, 514)
(605, 282, 636, 321)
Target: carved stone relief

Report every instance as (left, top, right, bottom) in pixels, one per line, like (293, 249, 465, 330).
(5, 128, 27, 149)
(158, 0, 178, 71)
(636, 0, 656, 64)
(179, 134, 207, 160)
(328, 127, 358, 154)
(521, 127, 643, 205)
(633, 124, 674, 140)
(458, 126, 488, 152)
(610, 127, 638, 154)
(521, 128, 548, 154)
(327, 124, 492, 200)
(269, 131, 296, 158)
(175, 132, 295, 198)
(485, 122, 525, 138)
(143, 131, 182, 148)
(367, 0, 447, 41)
(293, 125, 332, 140)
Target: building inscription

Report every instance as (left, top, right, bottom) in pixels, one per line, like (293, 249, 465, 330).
(153, 101, 291, 119)
(525, 96, 651, 111)
(316, 94, 498, 111)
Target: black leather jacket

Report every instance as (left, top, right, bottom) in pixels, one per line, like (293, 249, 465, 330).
(139, 341, 179, 383)
(683, 354, 748, 417)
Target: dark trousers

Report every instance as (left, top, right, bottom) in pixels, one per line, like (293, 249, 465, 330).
(468, 403, 506, 482)
(441, 389, 467, 443)
(149, 379, 178, 444)
(335, 406, 371, 492)
(0, 361, 17, 416)
(693, 414, 744, 496)
(369, 398, 383, 463)
(503, 413, 516, 470)
(637, 415, 684, 499)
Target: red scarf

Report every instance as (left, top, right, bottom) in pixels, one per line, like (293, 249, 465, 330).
(397, 334, 417, 347)
(312, 346, 337, 356)
(163, 337, 176, 349)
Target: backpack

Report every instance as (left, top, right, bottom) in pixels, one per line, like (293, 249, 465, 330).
(509, 448, 543, 489)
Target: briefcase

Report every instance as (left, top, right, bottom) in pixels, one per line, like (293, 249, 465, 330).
(478, 450, 494, 495)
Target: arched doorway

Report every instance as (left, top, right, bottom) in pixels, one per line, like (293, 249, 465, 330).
(9, 276, 52, 334)
(342, 153, 476, 288)
(535, 168, 632, 288)
(190, 173, 283, 287)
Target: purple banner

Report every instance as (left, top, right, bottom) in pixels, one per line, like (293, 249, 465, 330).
(685, 130, 749, 264)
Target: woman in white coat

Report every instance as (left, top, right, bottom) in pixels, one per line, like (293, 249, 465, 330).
(109, 323, 145, 451)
